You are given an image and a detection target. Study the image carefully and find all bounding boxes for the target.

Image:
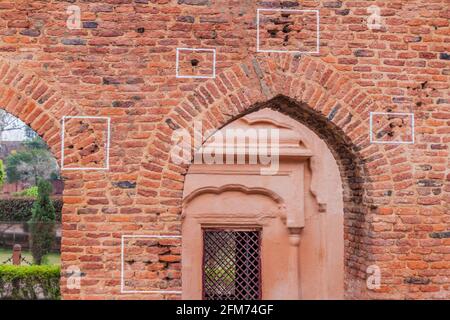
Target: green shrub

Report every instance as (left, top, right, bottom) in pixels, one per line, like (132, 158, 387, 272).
(0, 198, 62, 222)
(0, 265, 60, 300)
(13, 186, 39, 198)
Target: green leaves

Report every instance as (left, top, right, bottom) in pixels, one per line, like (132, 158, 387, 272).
(31, 179, 56, 222)
(5, 136, 58, 185)
(13, 185, 39, 198)
(0, 264, 60, 280)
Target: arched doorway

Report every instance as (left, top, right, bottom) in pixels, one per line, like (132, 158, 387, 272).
(182, 108, 344, 299)
(0, 108, 63, 299)
(140, 55, 382, 300)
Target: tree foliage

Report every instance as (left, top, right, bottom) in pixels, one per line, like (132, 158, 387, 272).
(29, 180, 56, 265)
(5, 137, 59, 185)
(0, 198, 62, 222)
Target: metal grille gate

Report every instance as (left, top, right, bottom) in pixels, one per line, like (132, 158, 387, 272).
(202, 229, 261, 300)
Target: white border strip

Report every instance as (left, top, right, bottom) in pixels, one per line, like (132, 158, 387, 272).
(121, 235, 182, 294)
(369, 112, 415, 144)
(176, 47, 216, 79)
(256, 8, 320, 54)
(61, 116, 111, 170)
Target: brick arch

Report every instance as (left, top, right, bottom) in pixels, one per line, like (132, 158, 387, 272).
(137, 54, 394, 297)
(0, 59, 82, 160)
(0, 59, 99, 298)
(137, 54, 390, 203)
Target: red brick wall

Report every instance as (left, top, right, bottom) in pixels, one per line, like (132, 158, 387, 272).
(0, 0, 448, 299)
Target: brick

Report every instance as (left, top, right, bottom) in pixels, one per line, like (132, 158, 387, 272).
(354, 50, 375, 57)
(439, 53, 450, 60)
(178, 0, 210, 5)
(61, 38, 87, 46)
(20, 29, 41, 37)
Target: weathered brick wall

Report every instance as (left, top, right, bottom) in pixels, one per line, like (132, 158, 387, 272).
(0, 0, 448, 299)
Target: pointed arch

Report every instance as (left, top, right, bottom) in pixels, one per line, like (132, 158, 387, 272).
(136, 54, 393, 297)
(137, 54, 389, 205)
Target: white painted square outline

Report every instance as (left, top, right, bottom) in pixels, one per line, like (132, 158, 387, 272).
(175, 48, 216, 79)
(121, 235, 182, 294)
(369, 112, 415, 144)
(60, 116, 111, 170)
(256, 8, 320, 54)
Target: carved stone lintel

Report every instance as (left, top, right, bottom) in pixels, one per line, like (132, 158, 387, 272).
(182, 184, 285, 219)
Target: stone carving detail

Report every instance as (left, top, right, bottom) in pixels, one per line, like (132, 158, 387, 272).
(241, 111, 330, 213)
(182, 183, 287, 223)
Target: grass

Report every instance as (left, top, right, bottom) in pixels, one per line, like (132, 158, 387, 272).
(0, 248, 60, 265)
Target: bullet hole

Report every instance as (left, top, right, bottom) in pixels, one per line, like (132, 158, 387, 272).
(79, 144, 99, 156)
(136, 27, 145, 33)
(421, 81, 428, 89)
(268, 29, 278, 37)
(281, 13, 290, 18)
(389, 122, 403, 128)
(388, 116, 405, 127)
(282, 24, 291, 33)
(125, 259, 136, 265)
(416, 101, 423, 107)
(77, 122, 89, 134)
(190, 59, 199, 67)
(68, 144, 74, 149)
(376, 116, 406, 139)
(376, 129, 394, 139)
(91, 144, 99, 153)
(283, 35, 289, 45)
